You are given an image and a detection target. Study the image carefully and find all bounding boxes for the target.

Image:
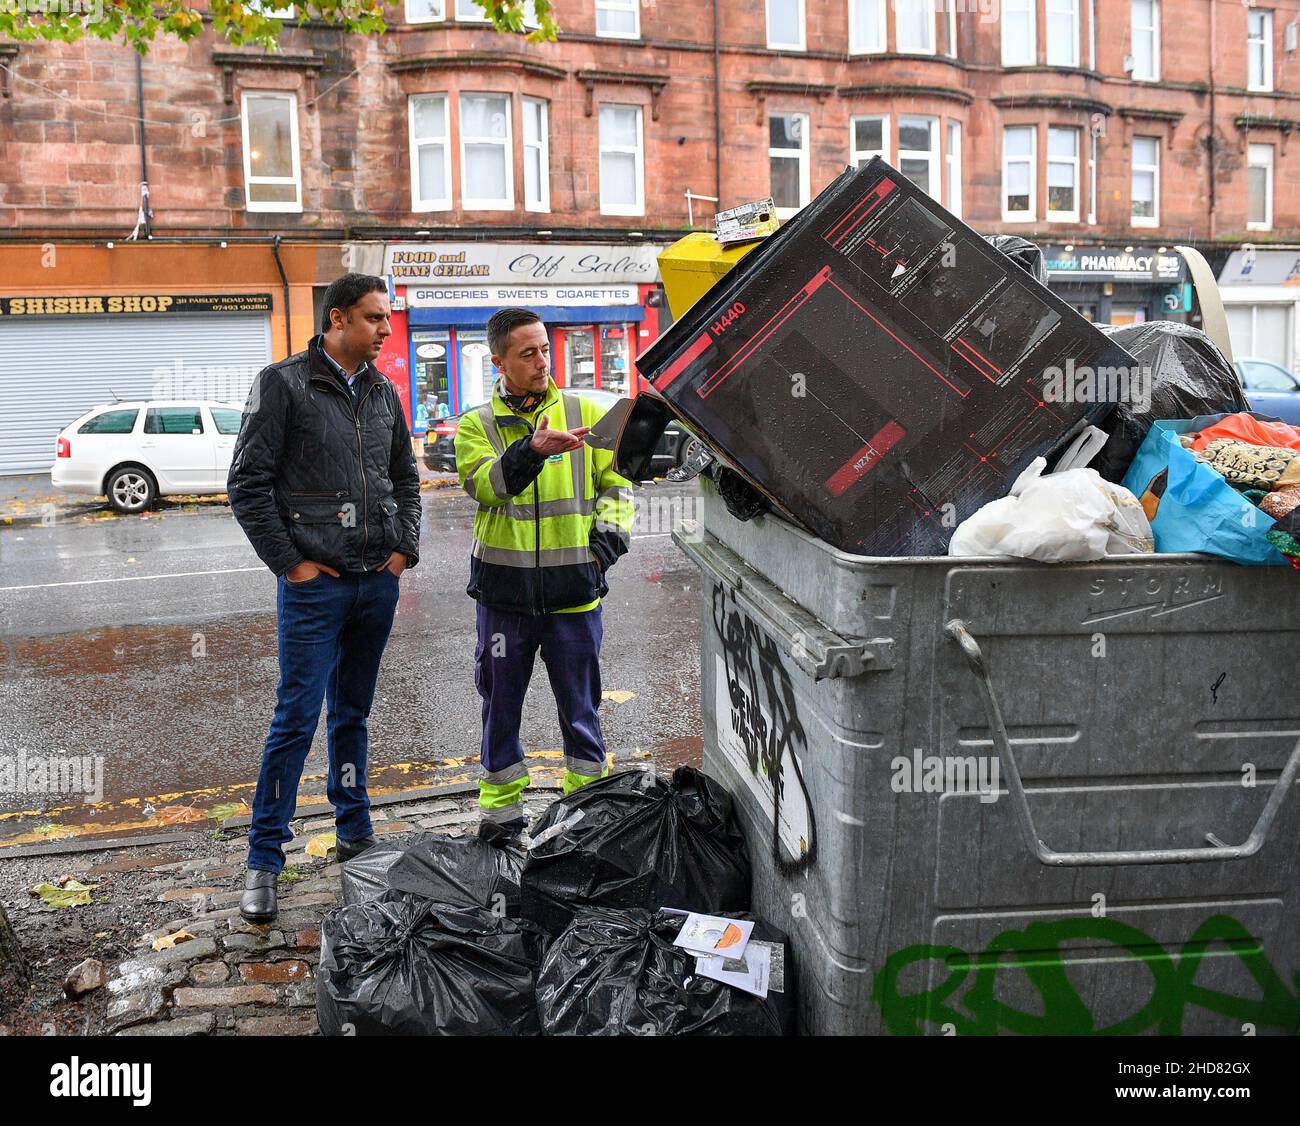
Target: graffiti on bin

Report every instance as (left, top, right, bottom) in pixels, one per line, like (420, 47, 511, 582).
(872, 914, 1300, 1035)
(711, 582, 814, 867)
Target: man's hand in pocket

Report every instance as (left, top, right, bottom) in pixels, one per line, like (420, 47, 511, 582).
(286, 561, 340, 584)
(377, 551, 408, 577)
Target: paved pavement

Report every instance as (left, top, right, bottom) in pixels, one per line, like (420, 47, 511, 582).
(0, 784, 562, 1036)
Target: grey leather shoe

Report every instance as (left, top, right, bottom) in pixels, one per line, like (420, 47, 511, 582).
(239, 869, 278, 924)
(336, 835, 378, 863)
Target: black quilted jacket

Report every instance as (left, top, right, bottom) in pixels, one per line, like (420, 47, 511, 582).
(228, 336, 421, 576)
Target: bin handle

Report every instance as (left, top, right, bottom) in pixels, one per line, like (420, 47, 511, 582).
(944, 618, 1300, 867)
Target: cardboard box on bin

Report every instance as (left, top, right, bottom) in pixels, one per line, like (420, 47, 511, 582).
(639, 160, 1138, 555)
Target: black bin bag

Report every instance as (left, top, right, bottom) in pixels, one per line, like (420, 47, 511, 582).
(341, 832, 524, 914)
(520, 767, 751, 936)
(316, 892, 547, 1036)
(1092, 320, 1251, 482)
(984, 233, 1049, 285)
(536, 908, 793, 1036)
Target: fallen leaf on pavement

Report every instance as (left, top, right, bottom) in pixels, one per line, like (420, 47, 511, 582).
(305, 833, 336, 858)
(156, 804, 206, 825)
(208, 801, 248, 825)
(602, 690, 636, 704)
(152, 929, 196, 951)
(29, 878, 98, 908)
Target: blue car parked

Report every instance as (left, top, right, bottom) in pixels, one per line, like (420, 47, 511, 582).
(1234, 358, 1300, 427)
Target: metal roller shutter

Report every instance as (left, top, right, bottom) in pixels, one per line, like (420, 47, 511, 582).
(0, 311, 272, 475)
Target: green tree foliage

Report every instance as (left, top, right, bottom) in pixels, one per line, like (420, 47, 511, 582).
(0, 0, 558, 53)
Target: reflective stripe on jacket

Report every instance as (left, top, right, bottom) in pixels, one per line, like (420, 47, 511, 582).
(455, 379, 634, 615)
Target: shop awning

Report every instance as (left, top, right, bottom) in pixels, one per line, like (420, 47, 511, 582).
(409, 304, 645, 328)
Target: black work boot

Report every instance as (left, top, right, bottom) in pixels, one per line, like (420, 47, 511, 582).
(239, 869, 278, 924)
(336, 835, 378, 863)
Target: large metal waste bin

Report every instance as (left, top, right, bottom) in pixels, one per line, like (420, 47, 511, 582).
(674, 476, 1300, 1035)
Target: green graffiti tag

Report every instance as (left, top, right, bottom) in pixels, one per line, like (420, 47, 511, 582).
(872, 915, 1300, 1036)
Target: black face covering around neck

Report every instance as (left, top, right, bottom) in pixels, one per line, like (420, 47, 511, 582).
(501, 386, 545, 413)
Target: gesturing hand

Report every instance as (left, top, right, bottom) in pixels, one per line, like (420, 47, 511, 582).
(529, 414, 591, 456)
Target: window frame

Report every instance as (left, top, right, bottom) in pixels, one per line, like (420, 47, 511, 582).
(1002, 124, 1037, 222)
(240, 90, 303, 215)
(946, 119, 963, 218)
(848, 0, 886, 54)
(455, 0, 489, 20)
(769, 111, 811, 219)
(850, 113, 890, 168)
(408, 92, 452, 213)
(1130, 0, 1160, 81)
(1248, 9, 1274, 92)
(523, 96, 551, 213)
(766, 0, 806, 51)
(1131, 134, 1160, 228)
(1087, 129, 1098, 225)
(77, 408, 141, 435)
(209, 407, 244, 436)
(599, 102, 646, 217)
(1002, 0, 1036, 66)
(1248, 142, 1274, 231)
(897, 114, 940, 200)
(595, 0, 640, 39)
(1046, 125, 1081, 223)
(1046, 0, 1080, 67)
(459, 91, 515, 211)
(896, 0, 937, 56)
(405, 0, 445, 22)
(144, 407, 205, 436)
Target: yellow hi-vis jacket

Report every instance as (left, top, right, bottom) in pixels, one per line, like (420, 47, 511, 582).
(455, 379, 634, 615)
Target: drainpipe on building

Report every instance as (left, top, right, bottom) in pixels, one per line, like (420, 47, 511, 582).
(133, 52, 152, 240)
(1209, 0, 1218, 241)
(272, 234, 293, 357)
(712, 0, 722, 209)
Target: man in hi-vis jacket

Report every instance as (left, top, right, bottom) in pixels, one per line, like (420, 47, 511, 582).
(455, 307, 634, 844)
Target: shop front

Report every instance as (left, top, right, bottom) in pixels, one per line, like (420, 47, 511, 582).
(381, 242, 665, 437)
(1041, 244, 1190, 325)
(0, 291, 275, 475)
(1217, 248, 1300, 372)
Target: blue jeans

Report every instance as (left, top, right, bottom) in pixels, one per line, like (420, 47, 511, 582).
(247, 569, 400, 873)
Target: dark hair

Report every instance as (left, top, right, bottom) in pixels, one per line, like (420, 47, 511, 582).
(321, 273, 387, 333)
(487, 307, 543, 357)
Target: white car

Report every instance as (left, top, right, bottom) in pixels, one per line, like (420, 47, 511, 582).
(51, 400, 245, 514)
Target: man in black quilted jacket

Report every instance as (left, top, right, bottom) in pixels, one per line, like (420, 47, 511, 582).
(227, 273, 421, 923)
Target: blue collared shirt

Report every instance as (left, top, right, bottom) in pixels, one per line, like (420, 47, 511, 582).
(319, 345, 370, 397)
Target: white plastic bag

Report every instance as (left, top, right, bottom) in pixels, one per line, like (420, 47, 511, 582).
(948, 458, 1154, 562)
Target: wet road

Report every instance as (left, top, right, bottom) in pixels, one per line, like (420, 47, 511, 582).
(0, 482, 705, 836)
